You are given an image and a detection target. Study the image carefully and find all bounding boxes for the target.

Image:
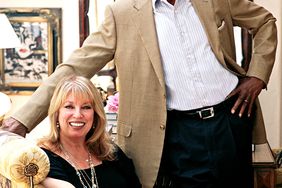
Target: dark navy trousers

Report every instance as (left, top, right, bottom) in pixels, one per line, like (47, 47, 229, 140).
(155, 97, 253, 188)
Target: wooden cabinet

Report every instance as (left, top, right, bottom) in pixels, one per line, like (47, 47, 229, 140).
(253, 143, 277, 188)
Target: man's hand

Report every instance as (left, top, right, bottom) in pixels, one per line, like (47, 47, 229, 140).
(0, 117, 28, 137)
(227, 77, 265, 117)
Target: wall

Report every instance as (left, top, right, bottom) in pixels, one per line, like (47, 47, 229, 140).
(88, 0, 114, 33)
(254, 0, 282, 148)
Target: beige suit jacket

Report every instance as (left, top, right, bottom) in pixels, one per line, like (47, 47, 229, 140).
(13, 0, 277, 187)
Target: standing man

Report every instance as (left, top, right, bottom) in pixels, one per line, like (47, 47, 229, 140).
(1, 0, 277, 187)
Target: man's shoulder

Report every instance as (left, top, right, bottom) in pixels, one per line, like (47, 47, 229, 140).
(112, 0, 149, 9)
(112, 0, 133, 7)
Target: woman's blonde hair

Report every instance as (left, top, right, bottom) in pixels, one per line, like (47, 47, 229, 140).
(38, 75, 115, 160)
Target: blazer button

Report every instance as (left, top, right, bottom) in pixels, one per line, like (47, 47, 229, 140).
(160, 125, 165, 130)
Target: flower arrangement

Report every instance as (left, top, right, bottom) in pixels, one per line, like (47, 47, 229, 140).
(105, 92, 119, 113)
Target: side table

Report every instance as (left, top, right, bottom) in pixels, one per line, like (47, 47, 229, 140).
(253, 143, 277, 188)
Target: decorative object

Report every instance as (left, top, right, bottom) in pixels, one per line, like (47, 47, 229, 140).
(0, 8, 62, 91)
(0, 13, 21, 91)
(0, 14, 20, 49)
(105, 92, 118, 139)
(105, 92, 119, 113)
(60, 144, 99, 188)
(0, 130, 50, 188)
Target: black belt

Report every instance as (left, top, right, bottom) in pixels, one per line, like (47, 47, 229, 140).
(168, 97, 233, 120)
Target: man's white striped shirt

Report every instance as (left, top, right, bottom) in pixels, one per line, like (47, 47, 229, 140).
(152, 0, 238, 110)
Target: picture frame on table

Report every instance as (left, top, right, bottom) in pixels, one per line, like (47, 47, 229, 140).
(0, 8, 62, 92)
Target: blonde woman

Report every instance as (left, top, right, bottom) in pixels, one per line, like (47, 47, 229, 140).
(38, 76, 141, 188)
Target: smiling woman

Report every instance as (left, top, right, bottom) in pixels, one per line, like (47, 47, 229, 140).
(37, 75, 141, 188)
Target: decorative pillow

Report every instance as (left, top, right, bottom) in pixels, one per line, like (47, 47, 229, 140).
(0, 130, 50, 188)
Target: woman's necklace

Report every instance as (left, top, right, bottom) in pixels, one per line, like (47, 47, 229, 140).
(59, 144, 99, 188)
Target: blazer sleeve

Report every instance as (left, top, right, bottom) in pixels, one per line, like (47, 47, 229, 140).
(11, 5, 117, 131)
(228, 0, 277, 84)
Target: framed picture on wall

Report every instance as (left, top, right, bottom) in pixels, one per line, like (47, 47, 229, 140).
(0, 8, 62, 91)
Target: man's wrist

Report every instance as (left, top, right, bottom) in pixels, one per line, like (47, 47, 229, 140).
(0, 117, 28, 137)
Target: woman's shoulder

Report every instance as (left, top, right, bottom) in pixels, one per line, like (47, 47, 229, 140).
(40, 147, 75, 182)
(41, 147, 60, 159)
(41, 147, 69, 167)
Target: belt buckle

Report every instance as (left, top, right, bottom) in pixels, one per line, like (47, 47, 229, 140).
(198, 107, 214, 119)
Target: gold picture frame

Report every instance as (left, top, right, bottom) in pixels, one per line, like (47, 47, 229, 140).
(0, 8, 61, 91)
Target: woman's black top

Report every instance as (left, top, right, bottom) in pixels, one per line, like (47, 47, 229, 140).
(42, 147, 141, 188)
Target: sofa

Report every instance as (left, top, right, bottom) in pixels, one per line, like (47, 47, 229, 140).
(0, 130, 49, 188)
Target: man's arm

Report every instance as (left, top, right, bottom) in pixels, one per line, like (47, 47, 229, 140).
(228, 0, 277, 116)
(1, 117, 27, 137)
(228, 76, 265, 117)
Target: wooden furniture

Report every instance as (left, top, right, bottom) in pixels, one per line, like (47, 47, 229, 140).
(253, 143, 277, 188)
(79, 0, 89, 47)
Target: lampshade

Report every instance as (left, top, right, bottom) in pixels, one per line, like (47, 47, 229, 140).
(0, 92, 12, 124)
(0, 13, 21, 49)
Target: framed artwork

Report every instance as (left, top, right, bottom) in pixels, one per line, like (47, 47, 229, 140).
(0, 8, 62, 91)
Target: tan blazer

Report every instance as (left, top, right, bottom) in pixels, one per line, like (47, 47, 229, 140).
(13, 0, 277, 187)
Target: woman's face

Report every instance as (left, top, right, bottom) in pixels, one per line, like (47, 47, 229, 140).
(58, 93, 94, 140)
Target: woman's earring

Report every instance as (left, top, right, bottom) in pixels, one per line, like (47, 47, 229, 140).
(56, 122, 60, 128)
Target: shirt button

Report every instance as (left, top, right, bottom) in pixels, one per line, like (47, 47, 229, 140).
(160, 125, 165, 130)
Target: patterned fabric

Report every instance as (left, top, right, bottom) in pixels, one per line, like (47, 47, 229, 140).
(0, 131, 49, 188)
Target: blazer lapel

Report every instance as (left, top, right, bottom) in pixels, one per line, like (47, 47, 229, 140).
(191, 0, 225, 64)
(131, 0, 166, 89)
(131, 0, 226, 88)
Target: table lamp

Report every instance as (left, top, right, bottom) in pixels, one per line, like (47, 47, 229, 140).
(0, 13, 21, 88)
(0, 13, 21, 49)
(0, 13, 19, 123)
(0, 92, 12, 124)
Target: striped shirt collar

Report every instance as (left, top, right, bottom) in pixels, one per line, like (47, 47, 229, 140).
(152, 0, 191, 11)
(152, 0, 158, 11)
